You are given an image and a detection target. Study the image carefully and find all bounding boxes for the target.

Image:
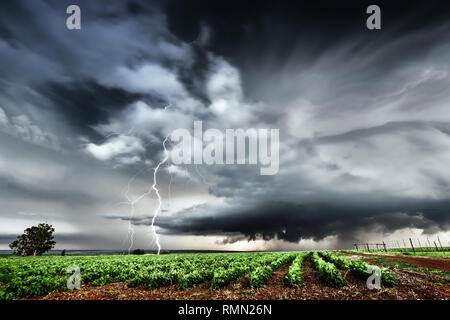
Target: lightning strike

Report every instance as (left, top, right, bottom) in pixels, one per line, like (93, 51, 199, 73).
(150, 134, 170, 255)
(116, 131, 213, 255)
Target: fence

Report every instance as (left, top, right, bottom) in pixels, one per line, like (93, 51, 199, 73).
(354, 236, 449, 253)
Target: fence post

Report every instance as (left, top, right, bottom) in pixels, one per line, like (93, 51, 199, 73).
(382, 241, 387, 253)
(366, 243, 370, 252)
(409, 238, 416, 253)
(354, 244, 359, 251)
(434, 241, 439, 251)
(437, 236, 443, 249)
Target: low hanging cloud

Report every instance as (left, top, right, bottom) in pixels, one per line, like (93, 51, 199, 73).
(154, 200, 450, 245)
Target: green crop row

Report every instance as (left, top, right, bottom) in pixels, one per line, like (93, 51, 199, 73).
(319, 251, 351, 270)
(248, 266, 273, 288)
(248, 252, 297, 288)
(320, 251, 396, 287)
(285, 252, 310, 287)
(212, 252, 297, 289)
(311, 252, 346, 288)
(348, 258, 396, 287)
(210, 262, 251, 289)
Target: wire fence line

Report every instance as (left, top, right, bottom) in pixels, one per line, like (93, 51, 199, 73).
(353, 236, 449, 253)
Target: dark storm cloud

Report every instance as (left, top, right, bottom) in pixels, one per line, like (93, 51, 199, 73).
(104, 214, 153, 226)
(38, 81, 144, 139)
(162, 0, 450, 92)
(154, 200, 450, 244)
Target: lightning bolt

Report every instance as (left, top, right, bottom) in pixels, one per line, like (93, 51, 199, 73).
(110, 104, 176, 255)
(150, 134, 170, 255)
(115, 134, 170, 255)
(114, 121, 213, 255)
(146, 140, 212, 255)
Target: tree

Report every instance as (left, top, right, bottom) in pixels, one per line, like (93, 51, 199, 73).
(9, 223, 56, 256)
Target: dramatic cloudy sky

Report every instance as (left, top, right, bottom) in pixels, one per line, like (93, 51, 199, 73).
(1, 0, 450, 251)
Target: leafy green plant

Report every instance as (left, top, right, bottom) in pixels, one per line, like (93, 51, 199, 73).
(249, 265, 273, 288)
(285, 252, 310, 287)
(381, 269, 396, 287)
(311, 252, 346, 287)
(210, 264, 247, 289)
(349, 259, 370, 278)
(177, 270, 206, 290)
(320, 251, 350, 270)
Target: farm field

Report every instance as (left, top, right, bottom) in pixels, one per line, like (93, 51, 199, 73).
(1, 251, 449, 300)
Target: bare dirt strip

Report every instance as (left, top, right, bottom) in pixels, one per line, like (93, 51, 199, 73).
(343, 251, 450, 272)
(24, 255, 449, 300)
